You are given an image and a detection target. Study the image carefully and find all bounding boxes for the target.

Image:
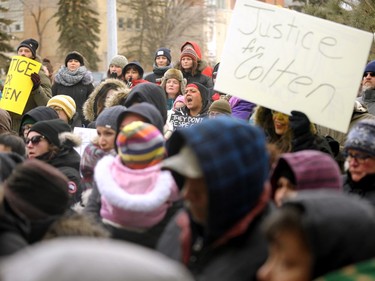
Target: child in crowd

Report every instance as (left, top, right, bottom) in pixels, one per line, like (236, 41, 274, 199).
(93, 121, 179, 247)
(122, 62, 148, 88)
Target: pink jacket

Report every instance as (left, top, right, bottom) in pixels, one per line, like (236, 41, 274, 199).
(94, 155, 179, 229)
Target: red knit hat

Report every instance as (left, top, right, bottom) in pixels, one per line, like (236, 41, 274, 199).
(180, 48, 198, 62)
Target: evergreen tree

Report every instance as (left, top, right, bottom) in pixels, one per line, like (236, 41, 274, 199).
(0, 4, 13, 71)
(54, 0, 101, 70)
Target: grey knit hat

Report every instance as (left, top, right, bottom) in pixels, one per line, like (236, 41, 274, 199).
(96, 105, 127, 130)
(344, 119, 375, 156)
(110, 55, 128, 69)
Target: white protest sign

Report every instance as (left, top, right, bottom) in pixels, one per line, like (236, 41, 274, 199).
(73, 127, 98, 157)
(215, 0, 373, 133)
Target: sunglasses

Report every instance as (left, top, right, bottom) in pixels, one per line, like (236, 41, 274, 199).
(363, 72, 375, 78)
(25, 135, 46, 145)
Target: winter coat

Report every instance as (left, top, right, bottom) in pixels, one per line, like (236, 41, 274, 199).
(343, 173, 375, 207)
(357, 88, 375, 115)
(37, 132, 83, 206)
(175, 61, 213, 89)
(80, 142, 113, 191)
(52, 66, 94, 126)
(157, 117, 272, 281)
(229, 97, 256, 121)
(10, 56, 52, 132)
(0, 109, 13, 134)
(82, 78, 129, 125)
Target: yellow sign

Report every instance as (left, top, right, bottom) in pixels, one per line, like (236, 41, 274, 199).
(0, 56, 41, 114)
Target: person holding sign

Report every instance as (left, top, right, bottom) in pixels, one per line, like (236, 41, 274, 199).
(9, 38, 52, 132)
(253, 107, 333, 158)
(358, 60, 375, 116)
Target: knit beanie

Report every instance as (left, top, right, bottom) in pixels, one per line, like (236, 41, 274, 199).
(160, 68, 186, 95)
(180, 48, 198, 62)
(47, 95, 76, 120)
(110, 55, 128, 69)
(365, 60, 375, 73)
(186, 82, 208, 99)
(344, 119, 375, 156)
(3, 159, 70, 220)
(65, 51, 84, 66)
(155, 47, 171, 64)
(173, 95, 186, 109)
(17, 38, 38, 58)
(96, 105, 127, 130)
(29, 119, 71, 147)
(122, 61, 144, 78)
(208, 99, 232, 115)
(116, 121, 166, 169)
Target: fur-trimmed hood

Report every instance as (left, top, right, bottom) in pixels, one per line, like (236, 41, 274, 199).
(105, 87, 131, 108)
(82, 79, 129, 122)
(59, 131, 82, 148)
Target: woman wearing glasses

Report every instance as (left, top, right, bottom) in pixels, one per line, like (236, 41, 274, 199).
(343, 119, 375, 206)
(26, 119, 82, 206)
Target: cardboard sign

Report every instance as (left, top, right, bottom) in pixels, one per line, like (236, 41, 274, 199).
(0, 56, 41, 115)
(215, 0, 373, 133)
(73, 127, 98, 157)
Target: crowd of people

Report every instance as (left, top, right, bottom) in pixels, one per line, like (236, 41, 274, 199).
(0, 37, 375, 280)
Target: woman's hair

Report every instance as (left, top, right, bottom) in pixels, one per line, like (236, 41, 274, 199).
(93, 83, 120, 117)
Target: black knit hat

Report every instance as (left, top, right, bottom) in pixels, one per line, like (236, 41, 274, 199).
(3, 159, 70, 220)
(29, 119, 71, 147)
(122, 61, 144, 78)
(65, 51, 85, 66)
(155, 47, 171, 64)
(17, 38, 39, 58)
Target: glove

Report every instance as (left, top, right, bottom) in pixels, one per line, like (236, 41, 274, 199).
(109, 72, 118, 79)
(289, 110, 310, 137)
(31, 72, 41, 90)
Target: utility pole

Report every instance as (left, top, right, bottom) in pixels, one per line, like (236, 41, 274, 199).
(107, 0, 118, 67)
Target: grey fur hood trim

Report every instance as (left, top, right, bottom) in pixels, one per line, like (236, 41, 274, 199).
(105, 87, 131, 108)
(83, 79, 128, 122)
(59, 132, 82, 148)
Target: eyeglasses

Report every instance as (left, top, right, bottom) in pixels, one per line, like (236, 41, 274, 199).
(363, 72, 375, 78)
(344, 151, 372, 164)
(25, 135, 46, 145)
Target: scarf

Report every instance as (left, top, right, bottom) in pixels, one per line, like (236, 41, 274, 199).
(55, 66, 94, 86)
